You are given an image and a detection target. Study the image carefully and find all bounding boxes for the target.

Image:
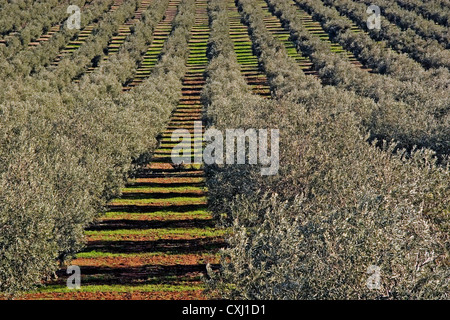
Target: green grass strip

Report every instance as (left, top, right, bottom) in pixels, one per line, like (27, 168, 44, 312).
(121, 186, 206, 193)
(32, 283, 204, 294)
(86, 227, 227, 239)
(109, 196, 207, 205)
(76, 251, 220, 259)
(102, 209, 212, 219)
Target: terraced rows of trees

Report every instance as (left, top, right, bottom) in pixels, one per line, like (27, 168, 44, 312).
(0, 0, 448, 300)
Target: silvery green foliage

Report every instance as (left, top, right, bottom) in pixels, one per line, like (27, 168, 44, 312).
(210, 191, 449, 299)
(48, 0, 140, 83)
(90, 0, 171, 84)
(241, 0, 449, 159)
(204, 0, 449, 300)
(318, 0, 450, 70)
(203, 0, 273, 224)
(286, 0, 450, 88)
(270, 0, 450, 103)
(0, 0, 69, 44)
(0, 0, 196, 296)
(205, 94, 450, 299)
(395, 0, 450, 27)
(0, 0, 116, 78)
(355, 0, 449, 47)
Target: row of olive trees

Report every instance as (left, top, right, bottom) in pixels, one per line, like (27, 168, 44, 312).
(0, 0, 195, 296)
(0, 0, 115, 78)
(319, 0, 450, 70)
(202, 0, 268, 225)
(40, 0, 140, 84)
(395, 0, 450, 26)
(238, 0, 449, 160)
(355, 0, 449, 47)
(270, 0, 449, 109)
(289, 0, 450, 89)
(202, 0, 449, 299)
(0, 0, 60, 36)
(264, 0, 449, 158)
(240, 0, 449, 243)
(2, 0, 92, 49)
(75, 0, 172, 85)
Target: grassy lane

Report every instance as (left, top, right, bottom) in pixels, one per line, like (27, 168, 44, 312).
(79, 0, 154, 78)
(23, 0, 223, 300)
(258, 0, 317, 74)
(49, 0, 124, 67)
(27, 1, 95, 48)
(286, 1, 369, 70)
(255, 0, 369, 74)
(226, 0, 271, 96)
(123, 0, 182, 90)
